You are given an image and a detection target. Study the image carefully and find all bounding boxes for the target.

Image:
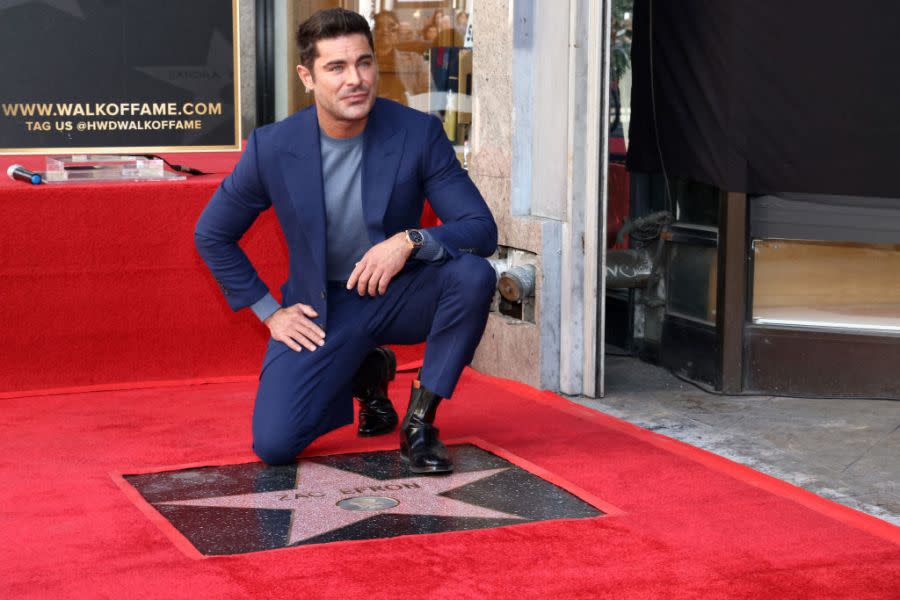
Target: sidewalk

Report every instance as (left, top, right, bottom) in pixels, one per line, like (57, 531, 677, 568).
(570, 355, 900, 526)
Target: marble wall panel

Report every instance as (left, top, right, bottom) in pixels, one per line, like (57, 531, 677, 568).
(239, 0, 256, 138)
(470, 0, 513, 180)
(473, 315, 542, 389)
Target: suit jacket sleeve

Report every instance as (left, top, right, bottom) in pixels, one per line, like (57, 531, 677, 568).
(194, 129, 273, 311)
(421, 115, 498, 258)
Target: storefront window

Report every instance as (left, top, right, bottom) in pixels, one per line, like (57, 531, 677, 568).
(275, 1, 473, 157)
(752, 239, 900, 332)
(667, 244, 718, 324)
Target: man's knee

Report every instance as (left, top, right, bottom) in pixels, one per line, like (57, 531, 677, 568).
(252, 424, 315, 466)
(445, 255, 497, 305)
(253, 438, 297, 466)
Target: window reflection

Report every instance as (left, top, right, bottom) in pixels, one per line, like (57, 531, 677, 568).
(610, 0, 633, 156)
(369, 3, 474, 149)
(608, 0, 633, 250)
(372, 11, 431, 106)
(281, 2, 473, 154)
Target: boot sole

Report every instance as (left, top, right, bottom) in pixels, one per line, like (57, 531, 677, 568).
(399, 453, 453, 474)
(357, 422, 398, 437)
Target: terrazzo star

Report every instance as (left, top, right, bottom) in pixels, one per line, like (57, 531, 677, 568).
(160, 462, 521, 544)
(195, 8, 497, 474)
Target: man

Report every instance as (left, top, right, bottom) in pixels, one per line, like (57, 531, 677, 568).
(194, 8, 497, 474)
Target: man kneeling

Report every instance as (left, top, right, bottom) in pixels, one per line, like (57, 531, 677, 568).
(194, 8, 497, 474)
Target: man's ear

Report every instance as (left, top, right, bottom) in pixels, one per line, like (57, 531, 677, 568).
(297, 64, 314, 92)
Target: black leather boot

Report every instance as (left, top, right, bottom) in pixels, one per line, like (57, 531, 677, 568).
(399, 379, 452, 474)
(352, 347, 398, 437)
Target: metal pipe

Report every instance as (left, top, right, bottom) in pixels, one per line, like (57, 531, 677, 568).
(498, 265, 537, 302)
(605, 248, 655, 288)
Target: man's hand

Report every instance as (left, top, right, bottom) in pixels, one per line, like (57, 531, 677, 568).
(264, 304, 326, 352)
(347, 232, 414, 296)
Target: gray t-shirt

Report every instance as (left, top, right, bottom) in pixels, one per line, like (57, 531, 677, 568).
(320, 131, 371, 281)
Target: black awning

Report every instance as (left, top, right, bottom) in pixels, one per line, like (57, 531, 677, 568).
(627, 0, 900, 198)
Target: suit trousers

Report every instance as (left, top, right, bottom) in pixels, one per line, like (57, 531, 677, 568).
(251, 254, 497, 465)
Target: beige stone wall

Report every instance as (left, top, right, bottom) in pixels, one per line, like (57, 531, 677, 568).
(469, 0, 544, 389)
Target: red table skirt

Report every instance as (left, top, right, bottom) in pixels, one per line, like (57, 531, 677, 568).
(1, 152, 291, 392)
(1, 152, 431, 393)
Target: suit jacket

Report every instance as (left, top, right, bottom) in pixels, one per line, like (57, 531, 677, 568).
(194, 98, 497, 327)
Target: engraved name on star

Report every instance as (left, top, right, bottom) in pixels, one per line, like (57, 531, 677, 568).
(160, 461, 525, 544)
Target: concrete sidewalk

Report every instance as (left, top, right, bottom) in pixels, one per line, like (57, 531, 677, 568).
(569, 355, 900, 526)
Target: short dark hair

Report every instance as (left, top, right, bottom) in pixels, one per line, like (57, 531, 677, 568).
(295, 8, 374, 72)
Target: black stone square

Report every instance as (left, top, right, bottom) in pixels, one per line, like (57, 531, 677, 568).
(123, 444, 606, 555)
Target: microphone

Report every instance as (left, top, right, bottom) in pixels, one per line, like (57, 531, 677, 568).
(7, 164, 42, 185)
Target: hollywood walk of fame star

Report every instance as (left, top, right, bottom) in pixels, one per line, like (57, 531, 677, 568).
(134, 28, 234, 144)
(0, 0, 84, 18)
(159, 462, 526, 545)
(136, 29, 233, 100)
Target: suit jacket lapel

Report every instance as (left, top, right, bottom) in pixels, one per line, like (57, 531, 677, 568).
(280, 107, 327, 284)
(362, 105, 406, 242)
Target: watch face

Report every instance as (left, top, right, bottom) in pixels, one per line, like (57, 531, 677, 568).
(409, 230, 425, 245)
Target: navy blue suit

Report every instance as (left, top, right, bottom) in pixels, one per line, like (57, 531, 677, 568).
(195, 99, 498, 464)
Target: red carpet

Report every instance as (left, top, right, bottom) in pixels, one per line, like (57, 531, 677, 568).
(1, 369, 897, 599)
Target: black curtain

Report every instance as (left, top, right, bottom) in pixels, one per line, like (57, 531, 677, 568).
(627, 0, 900, 198)
(256, 0, 276, 126)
